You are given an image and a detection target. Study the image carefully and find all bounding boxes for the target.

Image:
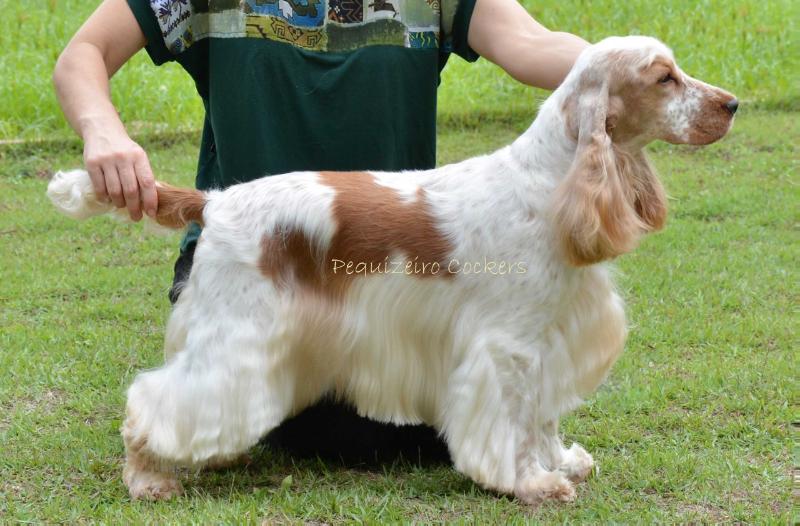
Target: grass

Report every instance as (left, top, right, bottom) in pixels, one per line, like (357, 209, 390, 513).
(0, 0, 798, 141)
(0, 109, 795, 523)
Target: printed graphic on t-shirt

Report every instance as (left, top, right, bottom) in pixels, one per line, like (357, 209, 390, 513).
(149, 0, 447, 54)
(248, 0, 326, 28)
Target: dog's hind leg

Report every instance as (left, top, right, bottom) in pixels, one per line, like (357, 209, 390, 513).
(122, 404, 184, 500)
(120, 297, 192, 499)
(121, 321, 307, 500)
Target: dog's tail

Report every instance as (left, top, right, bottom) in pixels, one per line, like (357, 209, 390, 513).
(47, 169, 206, 229)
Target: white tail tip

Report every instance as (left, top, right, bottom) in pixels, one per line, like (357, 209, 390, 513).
(47, 169, 114, 220)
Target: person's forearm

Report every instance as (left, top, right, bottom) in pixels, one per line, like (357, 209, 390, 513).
(468, 0, 590, 90)
(53, 0, 156, 220)
(499, 30, 589, 90)
(53, 38, 157, 220)
(53, 41, 127, 141)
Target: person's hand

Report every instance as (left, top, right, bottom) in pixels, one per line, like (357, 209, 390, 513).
(82, 123, 157, 221)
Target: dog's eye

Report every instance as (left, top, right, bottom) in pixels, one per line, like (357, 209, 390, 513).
(658, 73, 675, 85)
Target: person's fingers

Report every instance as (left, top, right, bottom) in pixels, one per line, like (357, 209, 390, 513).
(134, 152, 157, 218)
(118, 162, 142, 221)
(102, 163, 126, 209)
(85, 159, 109, 203)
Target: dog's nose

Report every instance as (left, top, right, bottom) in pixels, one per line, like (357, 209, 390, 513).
(724, 98, 739, 115)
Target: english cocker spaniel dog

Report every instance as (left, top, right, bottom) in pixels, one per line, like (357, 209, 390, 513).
(48, 36, 737, 503)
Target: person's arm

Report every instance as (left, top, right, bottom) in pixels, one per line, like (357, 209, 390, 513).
(467, 0, 589, 90)
(53, 0, 156, 220)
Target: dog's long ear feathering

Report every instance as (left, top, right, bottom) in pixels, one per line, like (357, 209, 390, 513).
(552, 77, 668, 266)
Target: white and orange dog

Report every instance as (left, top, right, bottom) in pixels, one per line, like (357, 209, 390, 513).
(48, 37, 736, 503)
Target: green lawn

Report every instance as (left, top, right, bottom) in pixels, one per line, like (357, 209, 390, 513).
(0, 0, 797, 141)
(0, 110, 795, 523)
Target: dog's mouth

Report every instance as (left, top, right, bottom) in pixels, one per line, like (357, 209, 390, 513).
(686, 109, 736, 145)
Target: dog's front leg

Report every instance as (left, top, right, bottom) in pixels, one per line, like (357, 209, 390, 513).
(514, 421, 574, 503)
(438, 348, 519, 496)
(439, 334, 583, 502)
(513, 420, 594, 504)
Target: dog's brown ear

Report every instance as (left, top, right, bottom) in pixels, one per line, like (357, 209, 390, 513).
(553, 85, 666, 266)
(623, 149, 667, 232)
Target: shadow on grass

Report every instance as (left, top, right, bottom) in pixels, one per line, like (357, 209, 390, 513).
(166, 398, 486, 502)
(189, 445, 475, 501)
(264, 399, 451, 467)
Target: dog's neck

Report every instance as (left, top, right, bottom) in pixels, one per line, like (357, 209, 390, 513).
(508, 92, 578, 179)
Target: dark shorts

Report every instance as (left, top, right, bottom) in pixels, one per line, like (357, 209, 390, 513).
(169, 244, 450, 464)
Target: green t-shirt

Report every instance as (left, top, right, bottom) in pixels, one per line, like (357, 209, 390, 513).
(127, 0, 479, 249)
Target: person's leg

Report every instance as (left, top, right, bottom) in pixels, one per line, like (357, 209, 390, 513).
(168, 242, 196, 305)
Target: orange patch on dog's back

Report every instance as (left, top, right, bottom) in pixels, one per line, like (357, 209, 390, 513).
(259, 228, 322, 290)
(321, 171, 452, 279)
(258, 171, 453, 298)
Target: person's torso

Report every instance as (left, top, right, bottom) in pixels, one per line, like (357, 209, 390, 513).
(133, 0, 476, 188)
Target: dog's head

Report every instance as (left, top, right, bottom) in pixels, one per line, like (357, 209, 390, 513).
(552, 36, 737, 266)
(564, 36, 738, 147)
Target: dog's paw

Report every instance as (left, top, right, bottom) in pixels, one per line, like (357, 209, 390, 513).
(515, 471, 576, 505)
(559, 443, 594, 483)
(124, 469, 184, 501)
